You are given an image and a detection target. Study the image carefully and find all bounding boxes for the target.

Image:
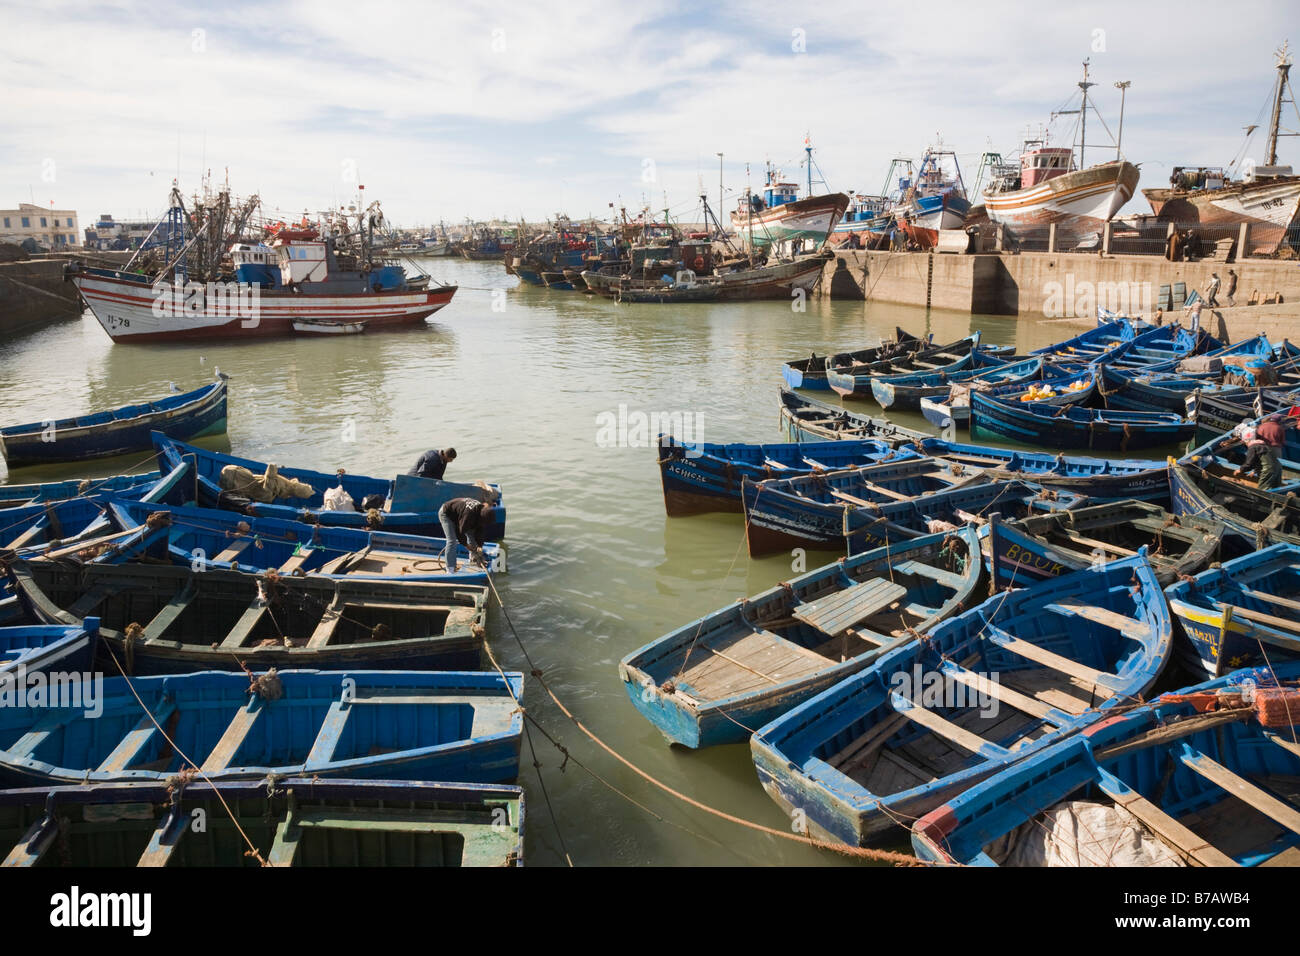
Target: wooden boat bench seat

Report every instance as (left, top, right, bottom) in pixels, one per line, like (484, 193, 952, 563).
(892, 559, 967, 591)
(762, 458, 790, 470)
(858, 481, 912, 502)
(1098, 772, 1239, 867)
(792, 579, 908, 637)
(199, 697, 264, 773)
(1178, 745, 1300, 838)
(96, 700, 179, 773)
(985, 625, 1113, 691)
(888, 692, 1009, 756)
(143, 585, 196, 641)
(1044, 599, 1149, 641)
(829, 489, 878, 508)
(220, 600, 272, 649)
(277, 548, 315, 574)
(213, 537, 253, 564)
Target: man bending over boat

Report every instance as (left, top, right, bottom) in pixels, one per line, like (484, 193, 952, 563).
(408, 447, 457, 480)
(1234, 415, 1288, 491)
(438, 496, 490, 571)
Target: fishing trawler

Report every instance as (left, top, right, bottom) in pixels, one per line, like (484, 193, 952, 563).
(730, 140, 849, 251)
(980, 63, 1139, 246)
(68, 183, 457, 343)
(1143, 43, 1300, 256)
(894, 147, 970, 248)
(829, 159, 915, 248)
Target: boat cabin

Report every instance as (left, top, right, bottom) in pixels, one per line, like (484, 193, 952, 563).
(275, 238, 330, 284)
(230, 242, 281, 289)
(1020, 146, 1075, 188)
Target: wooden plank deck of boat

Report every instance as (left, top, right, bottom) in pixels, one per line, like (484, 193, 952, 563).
(669, 628, 831, 701)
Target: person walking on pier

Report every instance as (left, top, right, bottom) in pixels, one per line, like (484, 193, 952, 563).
(1226, 269, 1238, 307)
(1235, 415, 1288, 491)
(437, 496, 491, 572)
(408, 447, 457, 480)
(1205, 273, 1221, 307)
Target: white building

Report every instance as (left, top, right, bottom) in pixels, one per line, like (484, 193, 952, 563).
(0, 202, 80, 249)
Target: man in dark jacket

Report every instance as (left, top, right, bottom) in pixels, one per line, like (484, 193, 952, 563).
(407, 447, 457, 480)
(438, 496, 490, 571)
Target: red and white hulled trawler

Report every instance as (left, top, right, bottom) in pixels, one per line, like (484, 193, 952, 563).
(67, 184, 457, 343)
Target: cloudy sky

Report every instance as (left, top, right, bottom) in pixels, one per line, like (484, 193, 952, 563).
(5, 0, 1300, 230)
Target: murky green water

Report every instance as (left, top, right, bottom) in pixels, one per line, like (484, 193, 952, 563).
(0, 259, 1135, 865)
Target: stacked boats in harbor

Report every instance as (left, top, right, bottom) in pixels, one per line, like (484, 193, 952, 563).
(0, 388, 524, 867)
(633, 313, 1300, 866)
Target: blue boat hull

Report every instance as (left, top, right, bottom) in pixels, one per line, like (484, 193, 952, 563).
(0, 382, 227, 468)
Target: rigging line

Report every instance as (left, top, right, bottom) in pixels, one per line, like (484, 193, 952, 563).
(480, 638, 574, 867)
(99, 640, 268, 865)
(480, 571, 929, 865)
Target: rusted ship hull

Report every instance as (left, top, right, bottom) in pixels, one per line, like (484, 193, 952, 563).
(730, 193, 850, 251)
(1143, 176, 1300, 255)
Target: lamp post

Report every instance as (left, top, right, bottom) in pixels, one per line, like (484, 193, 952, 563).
(1114, 81, 1131, 161)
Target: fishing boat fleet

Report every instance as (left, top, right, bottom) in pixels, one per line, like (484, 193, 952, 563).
(0, 380, 526, 867)
(630, 310, 1300, 866)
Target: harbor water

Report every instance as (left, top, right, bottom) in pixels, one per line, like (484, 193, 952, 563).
(0, 259, 1186, 865)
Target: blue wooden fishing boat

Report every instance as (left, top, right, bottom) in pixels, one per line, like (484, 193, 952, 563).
(0, 777, 525, 866)
(1095, 324, 1223, 370)
(0, 380, 227, 468)
(751, 553, 1173, 846)
(0, 471, 164, 509)
(826, 334, 985, 400)
(742, 472, 1086, 557)
(920, 366, 1094, 431)
(913, 437, 1168, 501)
(740, 458, 986, 556)
(103, 498, 505, 581)
(0, 669, 523, 787)
(986, 502, 1228, 591)
(10, 558, 490, 674)
(1169, 459, 1300, 549)
(0, 461, 191, 551)
(0, 620, 99, 680)
(912, 663, 1300, 866)
(781, 328, 923, 390)
(656, 433, 918, 517)
(619, 526, 982, 748)
(778, 388, 928, 445)
(971, 393, 1196, 451)
(1165, 543, 1300, 677)
(1182, 415, 1300, 481)
(1139, 331, 1275, 374)
(1099, 364, 1241, 414)
(1032, 318, 1137, 360)
(153, 433, 506, 541)
(1189, 385, 1300, 446)
(872, 356, 1041, 412)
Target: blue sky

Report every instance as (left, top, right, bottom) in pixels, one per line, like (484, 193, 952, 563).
(5, 0, 1300, 230)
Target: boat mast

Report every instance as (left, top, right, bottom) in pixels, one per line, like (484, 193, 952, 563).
(1078, 58, 1094, 168)
(1267, 41, 1294, 166)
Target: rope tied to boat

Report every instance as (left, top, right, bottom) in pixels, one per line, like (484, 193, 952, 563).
(145, 511, 171, 530)
(123, 622, 143, 675)
(1121, 423, 1132, 453)
(248, 667, 283, 700)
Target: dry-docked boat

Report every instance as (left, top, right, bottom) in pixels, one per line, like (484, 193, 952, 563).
(980, 64, 1139, 245)
(583, 252, 830, 302)
(729, 147, 850, 251)
(1143, 46, 1300, 256)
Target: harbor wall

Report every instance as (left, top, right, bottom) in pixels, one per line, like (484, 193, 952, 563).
(0, 252, 134, 338)
(821, 249, 1300, 342)
(0, 258, 83, 337)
